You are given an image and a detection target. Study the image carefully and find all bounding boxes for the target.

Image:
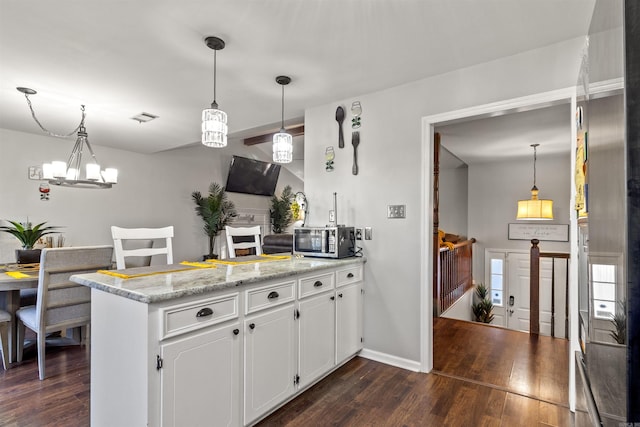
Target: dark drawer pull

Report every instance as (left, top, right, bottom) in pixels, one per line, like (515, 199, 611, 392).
(268, 291, 280, 300)
(196, 307, 214, 318)
(249, 323, 256, 330)
(313, 281, 323, 287)
(347, 273, 354, 278)
(338, 293, 343, 298)
(233, 328, 239, 335)
(330, 296, 335, 301)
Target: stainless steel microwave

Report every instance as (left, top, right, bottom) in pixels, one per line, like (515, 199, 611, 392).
(293, 226, 354, 258)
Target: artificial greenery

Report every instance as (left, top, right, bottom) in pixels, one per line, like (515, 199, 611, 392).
(472, 283, 495, 324)
(270, 185, 294, 234)
(0, 220, 60, 249)
(610, 299, 626, 345)
(191, 182, 238, 259)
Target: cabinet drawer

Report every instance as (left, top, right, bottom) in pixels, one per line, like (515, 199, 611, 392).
(160, 293, 239, 340)
(246, 281, 296, 314)
(298, 272, 335, 298)
(336, 265, 363, 287)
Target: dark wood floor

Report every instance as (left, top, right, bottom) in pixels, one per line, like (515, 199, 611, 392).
(0, 318, 571, 426)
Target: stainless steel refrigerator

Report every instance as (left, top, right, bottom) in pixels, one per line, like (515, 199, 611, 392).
(574, 0, 640, 425)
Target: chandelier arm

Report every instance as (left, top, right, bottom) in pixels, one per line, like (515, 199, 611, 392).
(23, 93, 82, 138)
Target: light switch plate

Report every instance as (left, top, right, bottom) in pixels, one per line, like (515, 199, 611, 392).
(365, 227, 372, 240)
(387, 204, 406, 218)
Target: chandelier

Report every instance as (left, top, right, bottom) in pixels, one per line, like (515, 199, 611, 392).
(202, 36, 228, 147)
(516, 143, 553, 220)
(17, 87, 118, 189)
(273, 75, 292, 163)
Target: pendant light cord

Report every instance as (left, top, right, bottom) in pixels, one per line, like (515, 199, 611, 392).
(22, 92, 82, 138)
(531, 143, 539, 189)
(281, 84, 285, 129)
(212, 49, 218, 108)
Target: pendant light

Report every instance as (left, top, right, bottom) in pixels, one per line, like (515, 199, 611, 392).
(17, 87, 117, 189)
(516, 143, 554, 220)
(202, 36, 228, 147)
(273, 75, 293, 163)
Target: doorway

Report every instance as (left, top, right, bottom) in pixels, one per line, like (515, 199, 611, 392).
(421, 88, 580, 407)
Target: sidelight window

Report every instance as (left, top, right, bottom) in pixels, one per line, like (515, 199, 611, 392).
(591, 263, 617, 319)
(489, 258, 504, 306)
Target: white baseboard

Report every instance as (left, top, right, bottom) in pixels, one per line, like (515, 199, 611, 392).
(358, 348, 421, 372)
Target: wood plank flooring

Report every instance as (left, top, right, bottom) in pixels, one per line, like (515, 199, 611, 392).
(0, 318, 571, 426)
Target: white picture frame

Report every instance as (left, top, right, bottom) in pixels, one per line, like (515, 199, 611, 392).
(508, 223, 569, 242)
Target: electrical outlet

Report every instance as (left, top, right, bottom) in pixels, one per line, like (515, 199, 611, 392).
(355, 228, 363, 240)
(387, 204, 406, 218)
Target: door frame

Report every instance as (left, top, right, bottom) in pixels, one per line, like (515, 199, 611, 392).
(419, 86, 580, 406)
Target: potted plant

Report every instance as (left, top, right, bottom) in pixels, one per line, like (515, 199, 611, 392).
(610, 299, 626, 345)
(0, 219, 60, 264)
(192, 182, 238, 260)
(472, 283, 495, 324)
(270, 185, 294, 234)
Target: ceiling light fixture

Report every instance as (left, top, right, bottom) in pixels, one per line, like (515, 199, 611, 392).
(273, 75, 292, 163)
(17, 87, 118, 189)
(202, 36, 228, 148)
(516, 143, 553, 220)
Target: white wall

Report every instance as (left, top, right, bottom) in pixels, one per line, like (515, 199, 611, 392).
(304, 36, 585, 363)
(439, 163, 468, 237)
(468, 154, 572, 283)
(441, 287, 474, 322)
(0, 128, 302, 263)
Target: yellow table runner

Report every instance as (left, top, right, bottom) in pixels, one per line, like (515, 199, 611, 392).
(204, 254, 291, 266)
(5, 271, 32, 279)
(97, 262, 217, 279)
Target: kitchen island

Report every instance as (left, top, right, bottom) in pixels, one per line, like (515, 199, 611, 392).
(72, 255, 365, 427)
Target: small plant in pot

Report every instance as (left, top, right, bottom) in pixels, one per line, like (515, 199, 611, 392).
(192, 182, 238, 260)
(0, 220, 60, 264)
(472, 283, 495, 324)
(270, 185, 294, 234)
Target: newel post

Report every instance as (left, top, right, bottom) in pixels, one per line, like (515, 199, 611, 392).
(530, 239, 540, 335)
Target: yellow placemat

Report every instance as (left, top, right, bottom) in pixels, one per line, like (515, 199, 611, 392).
(204, 254, 291, 265)
(5, 271, 31, 279)
(98, 262, 217, 279)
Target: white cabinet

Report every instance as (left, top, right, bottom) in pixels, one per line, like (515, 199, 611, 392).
(244, 303, 296, 425)
(336, 282, 362, 363)
(335, 265, 363, 364)
(298, 291, 336, 389)
(160, 322, 240, 427)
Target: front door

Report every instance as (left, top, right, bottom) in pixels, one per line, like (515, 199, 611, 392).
(486, 250, 567, 337)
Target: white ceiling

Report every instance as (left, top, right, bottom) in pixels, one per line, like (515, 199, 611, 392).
(437, 102, 573, 167)
(0, 0, 594, 163)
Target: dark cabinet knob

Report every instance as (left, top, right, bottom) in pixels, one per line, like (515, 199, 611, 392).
(249, 323, 256, 330)
(313, 281, 323, 287)
(233, 328, 239, 335)
(196, 307, 214, 318)
(330, 296, 335, 301)
(338, 293, 343, 298)
(347, 273, 354, 278)
(268, 291, 279, 300)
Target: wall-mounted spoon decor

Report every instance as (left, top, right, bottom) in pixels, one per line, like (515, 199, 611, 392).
(335, 106, 345, 148)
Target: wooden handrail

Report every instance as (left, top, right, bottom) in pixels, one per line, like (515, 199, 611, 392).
(530, 240, 571, 337)
(439, 237, 476, 253)
(435, 238, 475, 315)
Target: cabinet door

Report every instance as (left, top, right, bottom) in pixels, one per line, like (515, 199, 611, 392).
(336, 282, 362, 363)
(160, 322, 240, 427)
(244, 303, 296, 425)
(298, 292, 336, 389)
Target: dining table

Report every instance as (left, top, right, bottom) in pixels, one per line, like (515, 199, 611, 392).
(0, 263, 39, 363)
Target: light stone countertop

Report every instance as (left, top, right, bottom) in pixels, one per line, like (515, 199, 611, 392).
(71, 256, 365, 304)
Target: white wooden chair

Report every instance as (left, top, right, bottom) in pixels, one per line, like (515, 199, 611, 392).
(225, 225, 262, 258)
(16, 246, 114, 380)
(111, 226, 174, 269)
(0, 309, 10, 370)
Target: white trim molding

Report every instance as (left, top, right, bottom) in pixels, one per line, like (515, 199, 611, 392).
(359, 348, 422, 372)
